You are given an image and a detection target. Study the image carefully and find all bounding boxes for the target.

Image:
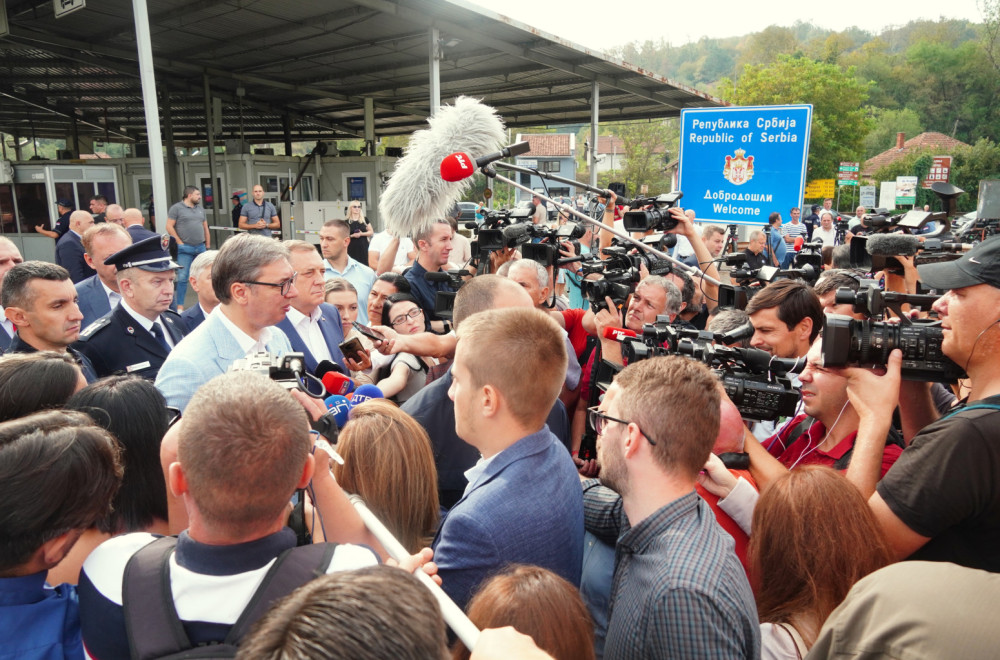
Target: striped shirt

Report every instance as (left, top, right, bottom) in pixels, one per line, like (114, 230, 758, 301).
(781, 221, 807, 241)
(583, 481, 760, 660)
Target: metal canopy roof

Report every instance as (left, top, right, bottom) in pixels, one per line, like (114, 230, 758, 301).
(0, 0, 722, 146)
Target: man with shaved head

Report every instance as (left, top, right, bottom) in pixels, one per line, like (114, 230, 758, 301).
(56, 210, 96, 283)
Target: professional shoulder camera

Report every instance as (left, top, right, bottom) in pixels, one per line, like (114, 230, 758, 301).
(621, 192, 683, 233)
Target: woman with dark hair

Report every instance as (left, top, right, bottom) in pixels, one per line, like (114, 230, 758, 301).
(451, 564, 595, 660)
(375, 293, 439, 404)
(749, 465, 892, 658)
(48, 375, 170, 584)
(0, 351, 86, 422)
(331, 400, 439, 554)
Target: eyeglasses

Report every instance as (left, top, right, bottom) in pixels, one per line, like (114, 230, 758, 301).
(587, 406, 657, 445)
(390, 307, 423, 326)
(241, 272, 297, 296)
(350, 205, 361, 209)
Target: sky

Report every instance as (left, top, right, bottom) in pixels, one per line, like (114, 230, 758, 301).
(462, 0, 987, 51)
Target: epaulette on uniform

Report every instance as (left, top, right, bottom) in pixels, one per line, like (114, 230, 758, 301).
(77, 316, 112, 342)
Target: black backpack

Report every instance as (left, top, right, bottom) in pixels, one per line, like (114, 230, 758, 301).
(122, 536, 335, 659)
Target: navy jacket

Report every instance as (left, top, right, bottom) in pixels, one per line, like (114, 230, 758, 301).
(432, 427, 584, 610)
(76, 275, 115, 330)
(55, 232, 90, 283)
(274, 303, 348, 379)
(7, 333, 97, 383)
(180, 304, 206, 332)
(74, 304, 188, 381)
(402, 366, 571, 510)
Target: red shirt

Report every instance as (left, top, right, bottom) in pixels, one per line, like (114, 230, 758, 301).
(561, 308, 589, 358)
(767, 413, 903, 477)
(697, 469, 756, 576)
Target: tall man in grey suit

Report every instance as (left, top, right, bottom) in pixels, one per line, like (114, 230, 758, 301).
(155, 234, 297, 411)
(432, 306, 583, 609)
(76, 223, 132, 329)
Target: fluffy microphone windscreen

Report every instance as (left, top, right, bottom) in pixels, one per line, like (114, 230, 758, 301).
(866, 233, 921, 256)
(380, 96, 505, 240)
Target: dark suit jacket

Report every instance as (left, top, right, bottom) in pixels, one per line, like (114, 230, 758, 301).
(55, 232, 90, 283)
(74, 304, 188, 380)
(7, 333, 98, 383)
(402, 367, 571, 510)
(0, 321, 12, 352)
(180, 304, 206, 332)
(431, 428, 584, 609)
(76, 275, 114, 330)
(275, 303, 348, 378)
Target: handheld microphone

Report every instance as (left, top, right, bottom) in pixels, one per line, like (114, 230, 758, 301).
(602, 327, 638, 341)
(350, 383, 385, 407)
(314, 360, 345, 379)
(322, 371, 356, 396)
(793, 236, 804, 252)
(322, 394, 352, 429)
(866, 234, 921, 257)
(440, 141, 531, 182)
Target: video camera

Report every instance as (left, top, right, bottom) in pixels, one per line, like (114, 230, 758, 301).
(821, 313, 965, 382)
(718, 261, 821, 310)
(229, 352, 308, 390)
(833, 285, 939, 320)
(520, 221, 586, 267)
(579, 246, 641, 313)
(613, 321, 803, 421)
(424, 269, 472, 320)
(621, 192, 684, 233)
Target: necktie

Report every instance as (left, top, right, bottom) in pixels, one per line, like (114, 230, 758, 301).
(150, 322, 171, 351)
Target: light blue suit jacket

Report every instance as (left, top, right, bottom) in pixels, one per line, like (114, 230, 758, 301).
(431, 428, 584, 609)
(154, 307, 292, 412)
(76, 274, 114, 330)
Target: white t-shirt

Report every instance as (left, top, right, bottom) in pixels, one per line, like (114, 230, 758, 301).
(369, 231, 414, 269)
(813, 226, 837, 247)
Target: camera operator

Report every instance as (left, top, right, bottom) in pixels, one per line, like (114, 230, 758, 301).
(838, 237, 1000, 571)
(813, 270, 864, 318)
(588, 276, 682, 367)
(743, 230, 768, 271)
(845, 206, 872, 242)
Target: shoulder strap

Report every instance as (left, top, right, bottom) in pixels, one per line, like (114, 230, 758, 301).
(124, 536, 189, 660)
(776, 623, 807, 660)
(224, 543, 336, 645)
(942, 402, 1000, 422)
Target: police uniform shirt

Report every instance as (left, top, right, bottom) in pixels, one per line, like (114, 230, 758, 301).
(119, 302, 175, 349)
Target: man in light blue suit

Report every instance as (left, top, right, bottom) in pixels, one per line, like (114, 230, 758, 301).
(432, 306, 583, 610)
(156, 235, 297, 412)
(76, 223, 132, 329)
(275, 241, 348, 378)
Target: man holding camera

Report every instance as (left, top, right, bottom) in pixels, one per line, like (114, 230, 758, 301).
(843, 237, 1000, 572)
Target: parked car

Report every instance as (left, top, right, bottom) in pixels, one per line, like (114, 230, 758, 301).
(457, 201, 478, 223)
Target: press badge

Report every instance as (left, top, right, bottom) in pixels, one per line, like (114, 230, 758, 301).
(126, 361, 151, 373)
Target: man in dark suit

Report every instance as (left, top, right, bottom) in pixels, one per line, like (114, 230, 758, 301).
(275, 241, 348, 378)
(76, 223, 132, 329)
(55, 211, 96, 284)
(180, 249, 219, 331)
(122, 207, 157, 242)
(402, 275, 572, 510)
(0, 238, 23, 351)
(1, 261, 97, 382)
(431, 304, 583, 610)
(75, 235, 188, 381)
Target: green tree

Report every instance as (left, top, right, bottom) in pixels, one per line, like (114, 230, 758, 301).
(720, 54, 872, 179)
(864, 107, 924, 158)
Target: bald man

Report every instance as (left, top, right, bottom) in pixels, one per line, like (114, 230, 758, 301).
(56, 210, 96, 283)
(123, 207, 157, 242)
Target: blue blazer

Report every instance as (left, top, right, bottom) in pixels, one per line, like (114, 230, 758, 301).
(76, 275, 114, 330)
(403, 367, 572, 510)
(274, 303, 348, 376)
(180, 304, 206, 332)
(431, 428, 584, 610)
(127, 225, 158, 242)
(55, 232, 91, 284)
(154, 307, 292, 412)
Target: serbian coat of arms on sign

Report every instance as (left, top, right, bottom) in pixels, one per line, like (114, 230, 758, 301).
(723, 149, 754, 185)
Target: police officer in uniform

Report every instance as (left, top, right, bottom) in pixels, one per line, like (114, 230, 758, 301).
(75, 235, 188, 380)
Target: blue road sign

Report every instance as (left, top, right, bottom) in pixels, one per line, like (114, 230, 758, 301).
(677, 105, 812, 225)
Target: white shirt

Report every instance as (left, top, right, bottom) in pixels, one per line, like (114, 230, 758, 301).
(285, 306, 334, 364)
(217, 306, 273, 355)
(0, 307, 13, 339)
(120, 300, 174, 348)
(463, 452, 500, 496)
(369, 231, 414, 269)
(100, 279, 122, 311)
(813, 226, 837, 247)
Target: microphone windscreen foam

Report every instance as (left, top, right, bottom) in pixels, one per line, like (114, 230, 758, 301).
(323, 394, 351, 428)
(866, 233, 921, 256)
(380, 96, 505, 240)
(322, 371, 355, 396)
